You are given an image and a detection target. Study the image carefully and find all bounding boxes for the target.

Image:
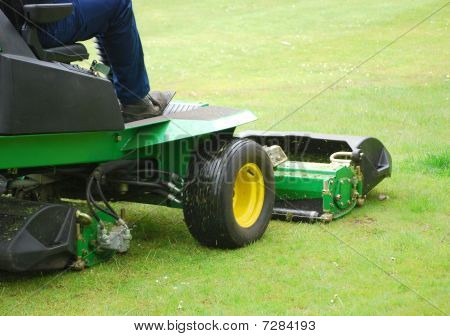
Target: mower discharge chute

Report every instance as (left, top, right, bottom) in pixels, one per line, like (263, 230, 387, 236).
(0, 4, 391, 272)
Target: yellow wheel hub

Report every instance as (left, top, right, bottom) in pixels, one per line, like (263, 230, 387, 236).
(233, 163, 265, 228)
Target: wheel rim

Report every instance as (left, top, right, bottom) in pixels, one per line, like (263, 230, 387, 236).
(233, 163, 265, 228)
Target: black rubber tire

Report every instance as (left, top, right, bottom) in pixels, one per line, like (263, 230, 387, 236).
(183, 138, 275, 248)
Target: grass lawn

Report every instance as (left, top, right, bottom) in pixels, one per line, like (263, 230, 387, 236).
(0, 0, 448, 315)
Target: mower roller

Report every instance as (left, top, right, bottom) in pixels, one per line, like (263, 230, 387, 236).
(0, 4, 392, 272)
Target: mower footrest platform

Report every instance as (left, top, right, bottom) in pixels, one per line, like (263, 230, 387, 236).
(163, 102, 207, 115)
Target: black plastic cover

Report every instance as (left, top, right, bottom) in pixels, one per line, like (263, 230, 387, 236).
(0, 9, 124, 135)
(23, 3, 73, 24)
(0, 9, 35, 58)
(238, 131, 392, 195)
(0, 198, 77, 272)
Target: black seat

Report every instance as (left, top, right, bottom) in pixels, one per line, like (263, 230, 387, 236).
(21, 3, 89, 63)
(0, 7, 124, 135)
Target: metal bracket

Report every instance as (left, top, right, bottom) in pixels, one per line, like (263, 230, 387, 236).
(330, 152, 353, 166)
(98, 220, 132, 253)
(90, 60, 111, 77)
(263, 145, 288, 167)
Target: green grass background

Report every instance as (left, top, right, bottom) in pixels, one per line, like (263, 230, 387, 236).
(1, 0, 449, 315)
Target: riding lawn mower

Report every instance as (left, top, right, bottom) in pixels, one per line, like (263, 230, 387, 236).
(0, 3, 392, 272)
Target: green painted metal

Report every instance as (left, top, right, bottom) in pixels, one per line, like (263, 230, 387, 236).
(76, 211, 115, 268)
(274, 161, 363, 218)
(0, 108, 256, 171)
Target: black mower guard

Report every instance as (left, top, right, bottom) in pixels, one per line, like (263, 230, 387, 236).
(0, 198, 77, 272)
(238, 131, 392, 195)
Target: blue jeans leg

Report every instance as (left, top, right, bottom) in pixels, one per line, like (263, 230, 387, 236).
(39, 0, 150, 105)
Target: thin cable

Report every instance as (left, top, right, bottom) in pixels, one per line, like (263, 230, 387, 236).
(95, 178, 119, 218)
(85, 176, 100, 222)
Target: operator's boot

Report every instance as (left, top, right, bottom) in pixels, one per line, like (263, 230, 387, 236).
(122, 91, 176, 123)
